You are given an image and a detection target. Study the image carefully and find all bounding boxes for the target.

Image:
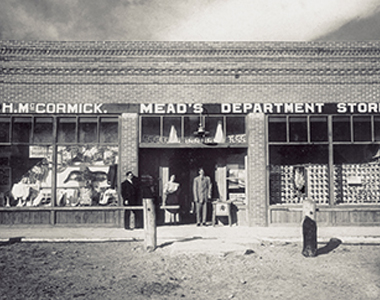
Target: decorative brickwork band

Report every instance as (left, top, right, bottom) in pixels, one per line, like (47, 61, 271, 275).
(246, 113, 267, 226)
(120, 113, 139, 181)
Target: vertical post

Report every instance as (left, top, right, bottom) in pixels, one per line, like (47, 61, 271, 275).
(143, 198, 156, 252)
(302, 199, 317, 257)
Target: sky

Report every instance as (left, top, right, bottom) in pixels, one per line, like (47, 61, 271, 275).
(0, 0, 380, 41)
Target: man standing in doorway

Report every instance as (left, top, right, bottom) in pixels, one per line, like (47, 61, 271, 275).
(193, 167, 212, 226)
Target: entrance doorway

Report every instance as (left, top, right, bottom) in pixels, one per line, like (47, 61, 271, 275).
(139, 148, 247, 224)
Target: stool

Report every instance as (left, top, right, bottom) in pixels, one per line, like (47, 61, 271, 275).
(212, 201, 232, 226)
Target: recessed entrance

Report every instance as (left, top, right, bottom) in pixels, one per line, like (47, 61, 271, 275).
(139, 148, 247, 224)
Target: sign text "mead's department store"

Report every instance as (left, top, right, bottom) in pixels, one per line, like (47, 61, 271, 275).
(2, 102, 380, 114)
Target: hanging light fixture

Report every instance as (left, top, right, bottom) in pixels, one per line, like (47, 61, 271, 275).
(194, 112, 209, 138)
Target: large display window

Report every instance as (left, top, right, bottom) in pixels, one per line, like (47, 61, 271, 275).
(0, 116, 119, 208)
(268, 114, 380, 206)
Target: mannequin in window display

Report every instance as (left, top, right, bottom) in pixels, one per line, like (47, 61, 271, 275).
(193, 168, 212, 226)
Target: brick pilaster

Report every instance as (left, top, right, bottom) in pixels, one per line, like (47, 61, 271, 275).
(246, 113, 267, 226)
(120, 113, 139, 180)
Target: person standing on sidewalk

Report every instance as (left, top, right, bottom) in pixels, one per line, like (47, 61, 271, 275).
(193, 167, 212, 226)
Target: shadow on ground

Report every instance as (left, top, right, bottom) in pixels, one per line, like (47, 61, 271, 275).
(317, 238, 342, 256)
(0, 237, 23, 247)
(157, 236, 218, 249)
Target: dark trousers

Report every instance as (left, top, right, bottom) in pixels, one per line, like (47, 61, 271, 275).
(195, 201, 207, 224)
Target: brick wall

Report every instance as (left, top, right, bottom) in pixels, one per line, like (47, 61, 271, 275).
(3, 41, 380, 226)
(246, 113, 267, 226)
(120, 113, 139, 181)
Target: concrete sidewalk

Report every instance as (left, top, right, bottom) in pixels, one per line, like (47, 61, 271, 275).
(1, 224, 379, 246)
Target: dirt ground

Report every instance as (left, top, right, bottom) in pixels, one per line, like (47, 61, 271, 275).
(0, 239, 379, 300)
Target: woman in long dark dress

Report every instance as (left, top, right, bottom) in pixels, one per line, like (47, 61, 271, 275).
(163, 175, 180, 215)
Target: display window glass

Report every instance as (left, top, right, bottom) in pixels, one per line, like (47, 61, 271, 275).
(163, 117, 181, 144)
(56, 145, 118, 207)
(184, 116, 201, 141)
(0, 117, 10, 143)
(268, 116, 287, 142)
(141, 116, 160, 143)
(0, 144, 53, 207)
(0, 115, 120, 208)
(310, 116, 328, 142)
(268, 114, 380, 206)
(58, 117, 76, 143)
(141, 115, 246, 146)
(374, 116, 380, 141)
(34, 117, 53, 143)
(100, 117, 119, 143)
(79, 117, 97, 143)
(289, 116, 307, 142)
(353, 116, 371, 142)
(333, 116, 351, 141)
(13, 117, 32, 143)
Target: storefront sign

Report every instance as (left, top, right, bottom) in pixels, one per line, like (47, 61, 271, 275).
(140, 103, 380, 114)
(3, 102, 380, 115)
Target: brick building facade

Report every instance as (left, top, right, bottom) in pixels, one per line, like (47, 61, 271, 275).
(1, 41, 380, 227)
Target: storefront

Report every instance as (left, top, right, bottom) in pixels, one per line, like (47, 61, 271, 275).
(1, 40, 380, 227)
(268, 103, 380, 225)
(0, 103, 248, 226)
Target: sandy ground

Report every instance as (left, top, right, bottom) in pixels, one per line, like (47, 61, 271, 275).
(0, 239, 379, 300)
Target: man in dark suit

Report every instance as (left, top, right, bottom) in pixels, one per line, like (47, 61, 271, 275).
(121, 171, 140, 229)
(193, 167, 212, 226)
(121, 171, 138, 206)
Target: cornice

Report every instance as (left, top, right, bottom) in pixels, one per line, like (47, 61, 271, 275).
(2, 67, 380, 77)
(2, 46, 380, 57)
